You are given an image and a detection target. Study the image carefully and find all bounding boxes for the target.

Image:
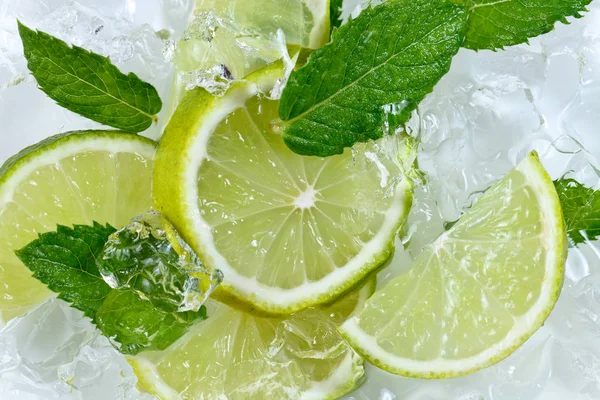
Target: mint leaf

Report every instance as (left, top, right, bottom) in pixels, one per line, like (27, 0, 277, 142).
(555, 178, 600, 246)
(96, 290, 206, 355)
(278, 0, 466, 156)
(18, 21, 162, 132)
(458, 0, 592, 51)
(16, 221, 208, 355)
(330, 0, 344, 31)
(15, 223, 115, 318)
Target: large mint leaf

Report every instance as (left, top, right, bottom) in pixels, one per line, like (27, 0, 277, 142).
(18, 22, 162, 132)
(458, 0, 592, 51)
(278, 0, 466, 156)
(16, 220, 209, 355)
(554, 178, 600, 246)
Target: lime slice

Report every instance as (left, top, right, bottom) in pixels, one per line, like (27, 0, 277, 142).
(153, 63, 413, 315)
(340, 152, 567, 378)
(129, 278, 374, 399)
(0, 131, 156, 322)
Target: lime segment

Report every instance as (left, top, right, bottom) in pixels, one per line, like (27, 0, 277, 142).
(340, 152, 566, 378)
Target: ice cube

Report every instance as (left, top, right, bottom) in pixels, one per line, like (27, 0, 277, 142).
(97, 210, 223, 314)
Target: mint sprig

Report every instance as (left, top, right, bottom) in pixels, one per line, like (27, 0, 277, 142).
(554, 178, 600, 246)
(16, 222, 207, 355)
(279, 0, 592, 157)
(460, 0, 593, 51)
(18, 22, 162, 133)
(278, 0, 467, 156)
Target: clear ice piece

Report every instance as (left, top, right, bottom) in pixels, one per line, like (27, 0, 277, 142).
(97, 210, 223, 313)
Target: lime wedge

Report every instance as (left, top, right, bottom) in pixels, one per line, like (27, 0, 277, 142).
(129, 278, 374, 399)
(340, 152, 567, 378)
(153, 63, 413, 315)
(0, 131, 156, 322)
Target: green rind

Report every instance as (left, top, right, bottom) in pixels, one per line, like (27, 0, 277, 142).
(339, 152, 567, 378)
(0, 131, 155, 185)
(153, 63, 413, 316)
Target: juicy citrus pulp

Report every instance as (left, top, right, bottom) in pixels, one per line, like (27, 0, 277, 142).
(340, 152, 566, 378)
(129, 278, 374, 400)
(0, 131, 156, 322)
(153, 63, 414, 315)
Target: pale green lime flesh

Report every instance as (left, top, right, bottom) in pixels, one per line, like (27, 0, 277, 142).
(153, 65, 413, 315)
(340, 152, 566, 378)
(129, 278, 374, 400)
(0, 131, 156, 322)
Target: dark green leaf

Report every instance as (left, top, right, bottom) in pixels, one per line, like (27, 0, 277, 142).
(278, 0, 466, 156)
(15, 223, 115, 319)
(457, 0, 592, 51)
(330, 0, 344, 32)
(96, 290, 206, 355)
(16, 220, 208, 355)
(555, 178, 600, 246)
(18, 21, 162, 132)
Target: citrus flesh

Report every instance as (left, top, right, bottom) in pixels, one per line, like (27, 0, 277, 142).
(153, 64, 413, 315)
(0, 131, 156, 322)
(340, 152, 567, 378)
(130, 278, 374, 400)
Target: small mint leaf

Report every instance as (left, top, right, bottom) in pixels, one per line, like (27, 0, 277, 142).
(555, 178, 600, 246)
(458, 0, 592, 51)
(17, 21, 162, 132)
(278, 0, 466, 156)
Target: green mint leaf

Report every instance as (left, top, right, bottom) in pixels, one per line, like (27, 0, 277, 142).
(554, 178, 600, 246)
(16, 219, 210, 355)
(458, 0, 592, 51)
(15, 223, 115, 319)
(96, 290, 206, 355)
(18, 21, 162, 132)
(278, 0, 466, 156)
(330, 0, 344, 31)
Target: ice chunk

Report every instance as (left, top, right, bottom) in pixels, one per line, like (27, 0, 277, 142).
(0, 299, 156, 399)
(98, 211, 223, 313)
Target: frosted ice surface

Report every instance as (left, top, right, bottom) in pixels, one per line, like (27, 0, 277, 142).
(2, 0, 600, 399)
(0, 299, 154, 399)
